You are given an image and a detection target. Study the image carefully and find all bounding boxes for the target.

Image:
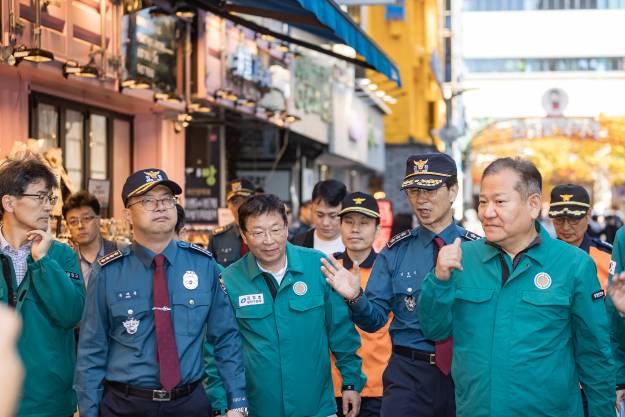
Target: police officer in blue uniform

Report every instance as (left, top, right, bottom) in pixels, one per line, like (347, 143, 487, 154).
(74, 168, 248, 417)
(208, 179, 255, 267)
(322, 153, 479, 417)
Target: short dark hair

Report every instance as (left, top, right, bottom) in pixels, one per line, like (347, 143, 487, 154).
(482, 157, 542, 199)
(175, 204, 186, 234)
(238, 194, 288, 233)
(311, 179, 346, 207)
(63, 191, 101, 218)
(0, 156, 58, 216)
(443, 175, 458, 189)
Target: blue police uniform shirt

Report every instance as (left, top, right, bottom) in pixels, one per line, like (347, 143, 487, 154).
(350, 222, 478, 352)
(74, 240, 247, 417)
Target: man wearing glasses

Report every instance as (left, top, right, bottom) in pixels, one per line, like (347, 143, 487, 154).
(74, 169, 248, 417)
(63, 191, 122, 288)
(0, 156, 85, 417)
(549, 184, 612, 290)
(212, 194, 365, 417)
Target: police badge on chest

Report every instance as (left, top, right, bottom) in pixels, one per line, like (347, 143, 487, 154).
(122, 308, 140, 335)
(404, 295, 416, 312)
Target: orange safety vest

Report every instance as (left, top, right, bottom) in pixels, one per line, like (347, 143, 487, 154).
(580, 234, 612, 290)
(330, 252, 392, 398)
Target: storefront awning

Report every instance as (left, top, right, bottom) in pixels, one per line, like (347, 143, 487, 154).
(216, 0, 401, 86)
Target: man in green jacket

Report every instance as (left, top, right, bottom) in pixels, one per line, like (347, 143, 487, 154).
(606, 226, 625, 411)
(419, 157, 613, 417)
(215, 193, 365, 417)
(0, 156, 85, 417)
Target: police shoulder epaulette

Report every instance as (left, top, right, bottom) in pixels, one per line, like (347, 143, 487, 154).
(188, 243, 214, 258)
(387, 230, 411, 248)
(97, 250, 123, 267)
(463, 230, 482, 241)
(212, 225, 229, 236)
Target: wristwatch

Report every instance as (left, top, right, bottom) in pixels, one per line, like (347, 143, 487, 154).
(231, 407, 249, 416)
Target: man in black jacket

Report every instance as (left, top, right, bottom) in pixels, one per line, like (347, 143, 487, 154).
(291, 179, 346, 256)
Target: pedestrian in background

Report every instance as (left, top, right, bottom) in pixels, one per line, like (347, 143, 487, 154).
(208, 179, 255, 267)
(292, 179, 346, 256)
(64, 191, 120, 288)
(548, 184, 612, 290)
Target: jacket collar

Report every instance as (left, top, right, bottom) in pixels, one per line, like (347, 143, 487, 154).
(578, 233, 591, 253)
(335, 249, 377, 270)
(482, 221, 548, 265)
(242, 242, 304, 281)
(132, 239, 178, 268)
(416, 222, 463, 248)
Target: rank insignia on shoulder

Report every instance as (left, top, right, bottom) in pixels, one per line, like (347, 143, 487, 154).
(463, 231, 481, 241)
(98, 250, 123, 267)
(387, 230, 411, 248)
(66, 271, 81, 280)
(213, 226, 227, 235)
(592, 289, 605, 301)
(189, 243, 213, 258)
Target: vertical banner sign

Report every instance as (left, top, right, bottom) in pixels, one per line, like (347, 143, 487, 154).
(185, 125, 221, 224)
(122, 7, 177, 92)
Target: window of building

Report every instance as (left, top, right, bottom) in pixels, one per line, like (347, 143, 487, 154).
(464, 0, 623, 9)
(465, 57, 625, 73)
(29, 93, 132, 216)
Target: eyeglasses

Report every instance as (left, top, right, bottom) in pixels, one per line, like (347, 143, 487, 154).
(246, 225, 286, 241)
(67, 215, 97, 228)
(406, 188, 441, 199)
(19, 193, 58, 206)
(552, 217, 583, 227)
(128, 196, 177, 211)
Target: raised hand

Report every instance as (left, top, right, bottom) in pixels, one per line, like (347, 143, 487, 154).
(27, 222, 54, 261)
(609, 271, 625, 315)
(320, 255, 361, 300)
(435, 237, 463, 281)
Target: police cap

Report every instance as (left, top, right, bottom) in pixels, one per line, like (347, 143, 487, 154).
(548, 184, 590, 219)
(401, 153, 456, 190)
(339, 192, 380, 219)
(122, 168, 182, 206)
(227, 179, 255, 201)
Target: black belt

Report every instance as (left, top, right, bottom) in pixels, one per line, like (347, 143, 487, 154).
(104, 380, 201, 402)
(393, 345, 436, 365)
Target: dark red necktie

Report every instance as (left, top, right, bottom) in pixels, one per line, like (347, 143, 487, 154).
(240, 240, 249, 257)
(433, 236, 453, 375)
(153, 254, 181, 390)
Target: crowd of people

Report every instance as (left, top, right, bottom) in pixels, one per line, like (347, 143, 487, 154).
(1, 150, 625, 417)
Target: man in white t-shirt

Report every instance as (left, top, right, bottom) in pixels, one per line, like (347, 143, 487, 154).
(291, 179, 346, 256)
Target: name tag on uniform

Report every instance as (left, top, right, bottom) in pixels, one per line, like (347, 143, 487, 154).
(239, 293, 264, 307)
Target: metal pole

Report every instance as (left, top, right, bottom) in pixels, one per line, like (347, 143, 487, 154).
(34, 0, 41, 49)
(219, 107, 226, 208)
(100, 0, 107, 76)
